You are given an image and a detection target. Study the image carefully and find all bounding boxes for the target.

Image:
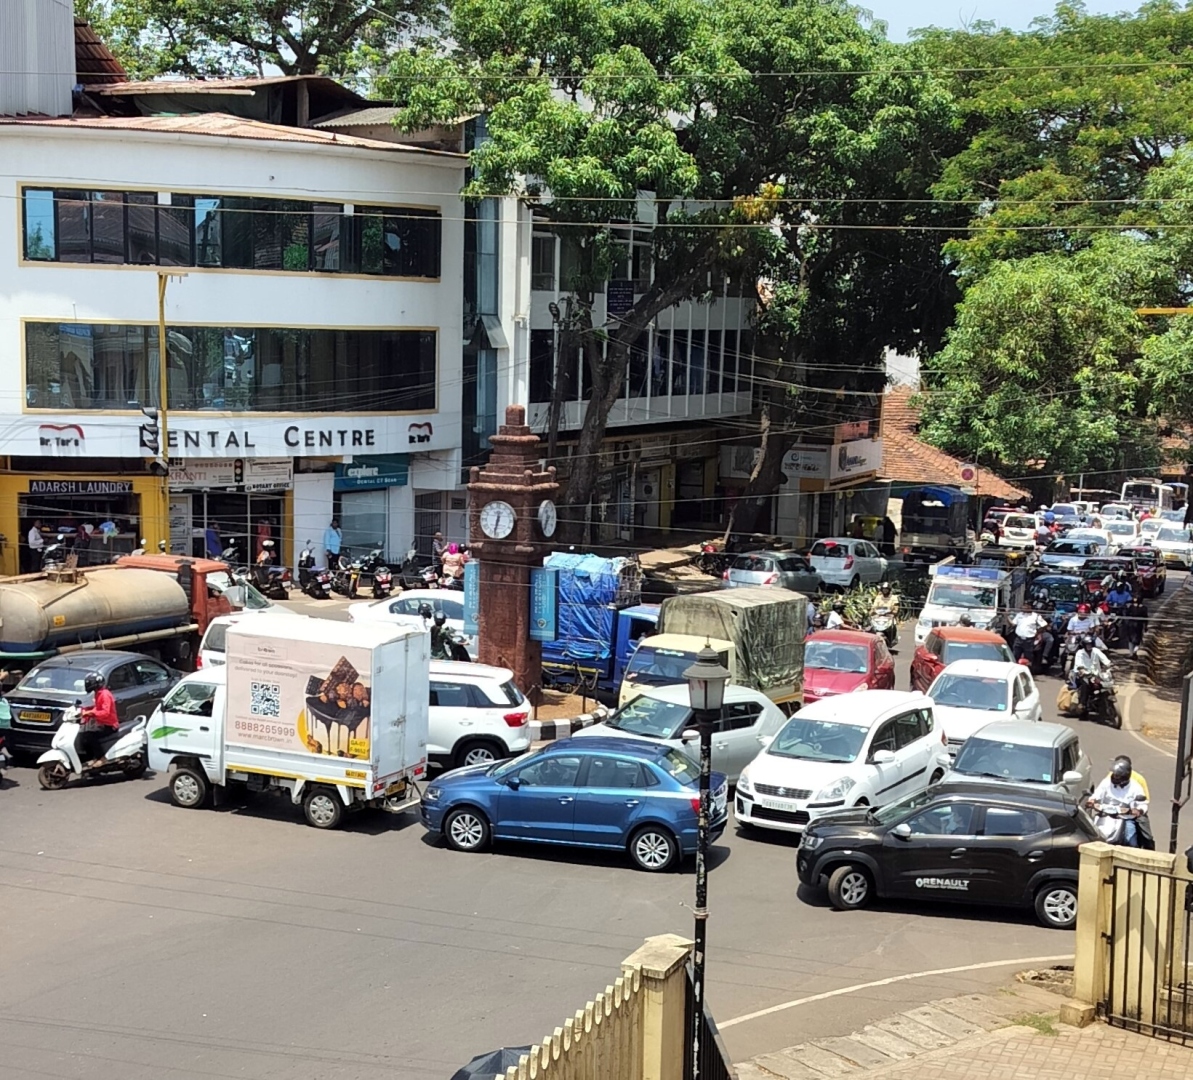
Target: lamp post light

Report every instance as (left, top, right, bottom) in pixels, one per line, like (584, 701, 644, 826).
(683, 643, 731, 1079)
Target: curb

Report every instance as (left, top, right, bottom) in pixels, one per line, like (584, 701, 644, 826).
(530, 706, 610, 742)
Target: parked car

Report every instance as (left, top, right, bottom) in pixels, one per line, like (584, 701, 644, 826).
(807, 538, 888, 590)
(938, 720, 1091, 800)
(1139, 517, 1164, 541)
(5, 651, 182, 755)
(428, 661, 530, 768)
(1149, 524, 1193, 568)
(734, 691, 946, 835)
(795, 783, 1095, 928)
(1038, 539, 1101, 573)
(1047, 503, 1082, 529)
(1118, 545, 1166, 597)
(197, 610, 308, 669)
(573, 683, 786, 782)
(420, 737, 728, 871)
(998, 513, 1040, 550)
(803, 630, 895, 703)
(349, 589, 476, 658)
(927, 660, 1041, 751)
(725, 550, 822, 594)
(910, 627, 1015, 693)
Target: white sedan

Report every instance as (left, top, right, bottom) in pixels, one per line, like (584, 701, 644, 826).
(348, 589, 477, 658)
(928, 659, 1041, 752)
(1149, 524, 1193, 568)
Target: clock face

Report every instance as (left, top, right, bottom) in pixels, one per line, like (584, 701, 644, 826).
(480, 500, 517, 540)
(538, 499, 558, 538)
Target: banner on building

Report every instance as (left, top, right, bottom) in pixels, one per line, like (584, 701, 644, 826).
(529, 567, 558, 642)
(463, 560, 480, 636)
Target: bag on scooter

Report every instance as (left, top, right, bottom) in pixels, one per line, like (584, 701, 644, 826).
(1056, 684, 1078, 716)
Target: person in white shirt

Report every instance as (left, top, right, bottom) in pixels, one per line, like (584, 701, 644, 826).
(1086, 756, 1148, 847)
(824, 599, 852, 631)
(1065, 603, 1105, 650)
(1010, 601, 1050, 666)
(1072, 635, 1112, 715)
(26, 518, 45, 572)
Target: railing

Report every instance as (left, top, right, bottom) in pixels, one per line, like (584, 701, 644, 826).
(1102, 861, 1193, 1042)
(684, 966, 737, 1080)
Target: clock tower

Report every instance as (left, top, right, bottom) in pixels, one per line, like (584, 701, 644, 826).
(467, 405, 559, 702)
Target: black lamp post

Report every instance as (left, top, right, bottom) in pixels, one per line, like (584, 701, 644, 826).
(683, 644, 731, 1080)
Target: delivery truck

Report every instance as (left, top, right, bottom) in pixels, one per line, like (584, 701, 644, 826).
(147, 619, 429, 829)
(619, 586, 806, 711)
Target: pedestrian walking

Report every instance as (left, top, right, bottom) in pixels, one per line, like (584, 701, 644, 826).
(323, 518, 342, 569)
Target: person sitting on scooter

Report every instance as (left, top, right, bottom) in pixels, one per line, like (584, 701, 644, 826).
(1072, 635, 1112, 714)
(871, 582, 899, 620)
(1106, 576, 1133, 608)
(440, 542, 465, 582)
(1086, 756, 1149, 847)
(429, 610, 453, 660)
(79, 673, 119, 766)
(825, 598, 852, 631)
(1010, 601, 1049, 666)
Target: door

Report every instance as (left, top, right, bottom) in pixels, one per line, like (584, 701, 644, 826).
(911, 634, 939, 693)
(873, 640, 895, 689)
(495, 753, 582, 842)
(1059, 737, 1089, 797)
(780, 556, 820, 594)
(966, 805, 1052, 903)
(150, 679, 221, 773)
(883, 800, 981, 898)
(104, 661, 144, 722)
(131, 658, 176, 718)
(572, 755, 650, 847)
(1015, 671, 1041, 722)
(865, 718, 904, 803)
(712, 700, 767, 780)
(428, 678, 475, 757)
(892, 709, 935, 796)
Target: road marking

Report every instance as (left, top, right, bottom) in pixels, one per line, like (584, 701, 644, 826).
(719, 954, 1072, 1029)
(1119, 681, 1177, 760)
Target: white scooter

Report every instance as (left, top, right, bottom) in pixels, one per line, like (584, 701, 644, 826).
(1089, 798, 1145, 846)
(36, 705, 149, 790)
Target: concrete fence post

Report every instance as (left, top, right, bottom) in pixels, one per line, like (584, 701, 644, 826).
(1064, 841, 1116, 1026)
(623, 933, 695, 1080)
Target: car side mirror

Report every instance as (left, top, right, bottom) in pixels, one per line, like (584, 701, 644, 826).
(1061, 770, 1083, 784)
(681, 728, 699, 744)
(936, 752, 952, 767)
(505, 776, 521, 790)
(871, 749, 896, 765)
(893, 822, 912, 840)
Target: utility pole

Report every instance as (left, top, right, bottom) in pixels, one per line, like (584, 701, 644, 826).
(545, 297, 571, 465)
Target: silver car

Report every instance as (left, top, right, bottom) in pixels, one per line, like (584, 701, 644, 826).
(726, 550, 822, 593)
(937, 720, 1091, 799)
(808, 537, 888, 590)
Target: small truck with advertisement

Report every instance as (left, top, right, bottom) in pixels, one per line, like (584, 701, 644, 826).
(148, 618, 429, 829)
(914, 561, 1028, 645)
(619, 586, 805, 711)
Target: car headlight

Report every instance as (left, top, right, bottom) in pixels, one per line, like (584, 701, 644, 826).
(813, 776, 856, 802)
(801, 834, 825, 851)
(737, 770, 752, 794)
(423, 787, 441, 803)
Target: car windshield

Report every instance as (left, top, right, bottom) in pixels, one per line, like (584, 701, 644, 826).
(604, 695, 692, 739)
(768, 718, 867, 763)
(207, 571, 272, 611)
(952, 736, 1057, 784)
(17, 664, 93, 693)
(1046, 542, 1088, 556)
(624, 646, 701, 688)
(805, 642, 869, 674)
(928, 582, 997, 609)
(1156, 526, 1190, 543)
(872, 788, 939, 825)
(1050, 505, 1079, 519)
(1066, 533, 1103, 545)
(1123, 483, 1158, 502)
(930, 674, 1008, 711)
(1104, 522, 1136, 536)
(944, 641, 1013, 664)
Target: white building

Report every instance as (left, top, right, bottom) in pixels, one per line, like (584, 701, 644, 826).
(0, 67, 466, 573)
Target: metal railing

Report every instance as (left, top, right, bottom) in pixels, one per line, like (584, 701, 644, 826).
(684, 967, 736, 1080)
(1103, 862, 1193, 1043)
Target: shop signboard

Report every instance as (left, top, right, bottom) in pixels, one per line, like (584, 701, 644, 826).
(243, 458, 294, 492)
(607, 279, 635, 317)
(28, 479, 133, 495)
(463, 560, 480, 636)
(168, 495, 192, 556)
(529, 567, 558, 642)
(781, 446, 829, 482)
(171, 458, 293, 490)
(334, 455, 410, 491)
(828, 437, 883, 482)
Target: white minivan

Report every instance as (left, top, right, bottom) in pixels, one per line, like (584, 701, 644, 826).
(734, 691, 945, 834)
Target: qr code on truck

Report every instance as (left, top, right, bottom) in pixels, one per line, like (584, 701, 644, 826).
(249, 681, 281, 718)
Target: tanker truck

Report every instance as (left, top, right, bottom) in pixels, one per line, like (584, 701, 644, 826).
(0, 555, 272, 681)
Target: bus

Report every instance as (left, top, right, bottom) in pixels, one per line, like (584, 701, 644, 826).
(1121, 478, 1175, 514)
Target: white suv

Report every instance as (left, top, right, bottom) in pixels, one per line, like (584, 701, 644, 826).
(429, 661, 531, 769)
(735, 691, 946, 834)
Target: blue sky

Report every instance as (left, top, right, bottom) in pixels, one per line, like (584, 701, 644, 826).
(865, 0, 1135, 41)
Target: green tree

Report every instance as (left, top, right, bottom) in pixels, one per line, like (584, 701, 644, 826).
(76, 1, 442, 82)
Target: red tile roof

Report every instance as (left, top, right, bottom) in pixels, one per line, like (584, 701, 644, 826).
(882, 387, 1028, 501)
(75, 19, 127, 87)
(0, 113, 466, 158)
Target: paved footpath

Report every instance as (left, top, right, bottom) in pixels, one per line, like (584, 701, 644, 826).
(736, 979, 1193, 1080)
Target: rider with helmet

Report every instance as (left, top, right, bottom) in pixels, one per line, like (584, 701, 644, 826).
(1072, 634, 1112, 715)
(871, 581, 900, 620)
(79, 672, 119, 764)
(1086, 756, 1150, 848)
(825, 598, 852, 631)
(429, 610, 453, 660)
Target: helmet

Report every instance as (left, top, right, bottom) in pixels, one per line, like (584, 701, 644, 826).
(433, 611, 447, 626)
(958, 613, 974, 626)
(157, 539, 167, 551)
(1111, 756, 1133, 786)
(1077, 603, 1090, 614)
(418, 603, 433, 620)
(1081, 635, 1095, 650)
(880, 582, 892, 594)
(83, 673, 105, 694)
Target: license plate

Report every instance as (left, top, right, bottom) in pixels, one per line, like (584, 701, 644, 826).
(385, 779, 408, 797)
(760, 796, 798, 811)
(19, 711, 52, 724)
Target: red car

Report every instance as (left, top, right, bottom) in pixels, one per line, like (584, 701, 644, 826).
(910, 626, 1015, 693)
(803, 629, 895, 703)
(1118, 545, 1166, 598)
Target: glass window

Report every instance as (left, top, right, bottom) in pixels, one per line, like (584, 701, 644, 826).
(312, 204, 341, 271)
(158, 196, 194, 267)
(652, 331, 670, 397)
(134, 659, 172, 685)
(584, 756, 649, 789)
(194, 197, 222, 267)
(56, 190, 91, 262)
(531, 234, 556, 290)
(805, 642, 870, 673)
(429, 681, 473, 708)
(125, 193, 157, 265)
(869, 720, 897, 756)
(689, 330, 706, 396)
(706, 330, 722, 394)
(604, 694, 693, 739)
(928, 675, 1009, 712)
(162, 681, 218, 716)
(631, 239, 651, 292)
(983, 808, 1049, 836)
(768, 718, 868, 762)
(514, 754, 582, 787)
(952, 736, 1057, 784)
(106, 664, 137, 691)
(722, 330, 738, 392)
(23, 189, 56, 260)
(905, 802, 976, 835)
(529, 329, 554, 405)
(893, 712, 925, 750)
(628, 331, 649, 398)
(721, 702, 763, 731)
(671, 330, 688, 395)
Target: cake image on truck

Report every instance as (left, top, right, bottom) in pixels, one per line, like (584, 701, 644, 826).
(148, 619, 429, 829)
(619, 586, 806, 711)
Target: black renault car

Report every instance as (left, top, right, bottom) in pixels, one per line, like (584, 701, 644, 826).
(5, 651, 181, 756)
(795, 783, 1097, 929)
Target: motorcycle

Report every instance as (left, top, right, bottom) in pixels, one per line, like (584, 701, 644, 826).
(252, 558, 291, 601)
(297, 542, 332, 600)
(867, 608, 898, 649)
(1076, 672, 1121, 728)
(431, 626, 473, 663)
(391, 547, 423, 588)
(40, 534, 68, 571)
(371, 563, 394, 599)
(1089, 798, 1147, 846)
(36, 705, 149, 790)
(331, 552, 363, 598)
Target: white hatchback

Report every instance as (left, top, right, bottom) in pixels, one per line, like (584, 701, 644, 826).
(197, 611, 309, 669)
(428, 661, 531, 768)
(927, 659, 1041, 752)
(349, 590, 476, 659)
(807, 538, 888, 590)
(734, 690, 945, 834)
(999, 513, 1040, 550)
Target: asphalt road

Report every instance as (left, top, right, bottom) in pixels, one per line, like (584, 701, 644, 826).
(0, 579, 1185, 1078)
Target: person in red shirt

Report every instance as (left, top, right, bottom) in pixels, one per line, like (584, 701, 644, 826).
(79, 672, 119, 765)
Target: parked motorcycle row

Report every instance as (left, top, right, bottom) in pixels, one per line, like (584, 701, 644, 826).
(218, 542, 433, 602)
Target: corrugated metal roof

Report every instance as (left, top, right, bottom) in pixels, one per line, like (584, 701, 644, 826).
(93, 74, 360, 99)
(74, 17, 127, 86)
(313, 105, 403, 129)
(0, 112, 466, 158)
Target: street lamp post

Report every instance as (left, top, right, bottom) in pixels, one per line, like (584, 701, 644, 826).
(683, 644, 731, 1080)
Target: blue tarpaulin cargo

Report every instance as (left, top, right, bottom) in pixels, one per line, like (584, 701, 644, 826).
(542, 553, 641, 662)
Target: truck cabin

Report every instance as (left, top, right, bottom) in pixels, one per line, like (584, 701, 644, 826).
(900, 485, 969, 555)
(115, 554, 271, 627)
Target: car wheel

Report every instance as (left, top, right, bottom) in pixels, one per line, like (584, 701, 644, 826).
(454, 738, 505, 769)
(930, 769, 945, 784)
(853, 797, 869, 807)
(849, 576, 861, 591)
(629, 826, 677, 872)
(1034, 881, 1078, 929)
(302, 786, 344, 829)
(444, 807, 490, 852)
(169, 766, 208, 809)
(827, 864, 872, 911)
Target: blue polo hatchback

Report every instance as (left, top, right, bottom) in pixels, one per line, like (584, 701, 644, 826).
(420, 736, 728, 871)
